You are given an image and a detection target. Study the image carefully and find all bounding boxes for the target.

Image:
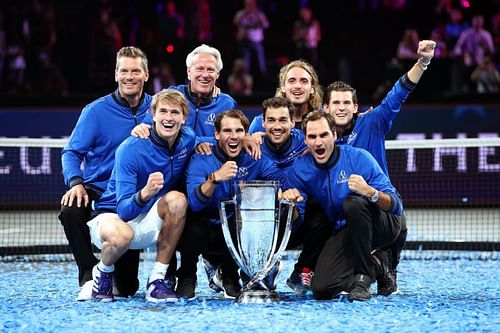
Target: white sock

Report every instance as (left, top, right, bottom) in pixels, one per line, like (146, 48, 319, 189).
(97, 260, 114, 273)
(149, 262, 169, 282)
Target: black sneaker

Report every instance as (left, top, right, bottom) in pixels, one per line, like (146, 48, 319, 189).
(212, 267, 241, 299)
(176, 277, 197, 300)
(347, 274, 372, 302)
(372, 250, 397, 296)
(286, 267, 313, 296)
(204, 258, 223, 292)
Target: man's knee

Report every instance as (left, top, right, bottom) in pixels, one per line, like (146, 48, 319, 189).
(161, 191, 187, 215)
(59, 204, 90, 227)
(342, 195, 368, 217)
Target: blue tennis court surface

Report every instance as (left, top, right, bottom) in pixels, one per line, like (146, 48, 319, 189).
(1, 255, 499, 332)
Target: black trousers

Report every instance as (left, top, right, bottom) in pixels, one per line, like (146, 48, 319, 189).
(283, 199, 332, 273)
(58, 187, 140, 296)
(176, 209, 239, 281)
(312, 195, 402, 300)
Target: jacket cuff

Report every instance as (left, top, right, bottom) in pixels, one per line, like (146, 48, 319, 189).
(399, 73, 417, 92)
(194, 184, 211, 205)
(69, 176, 84, 188)
(132, 192, 147, 207)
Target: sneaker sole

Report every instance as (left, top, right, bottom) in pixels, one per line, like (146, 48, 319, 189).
(145, 296, 178, 303)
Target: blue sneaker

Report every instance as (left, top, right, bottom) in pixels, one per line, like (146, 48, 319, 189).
(146, 279, 177, 303)
(91, 266, 114, 302)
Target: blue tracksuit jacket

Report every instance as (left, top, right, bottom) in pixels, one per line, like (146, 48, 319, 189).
(186, 145, 285, 223)
(170, 84, 237, 137)
(94, 126, 196, 221)
(61, 90, 152, 193)
(286, 145, 403, 230)
(261, 129, 307, 171)
(336, 74, 417, 176)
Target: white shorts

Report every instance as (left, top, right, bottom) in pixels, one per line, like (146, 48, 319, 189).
(87, 199, 163, 250)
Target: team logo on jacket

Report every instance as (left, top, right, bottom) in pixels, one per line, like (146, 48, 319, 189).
(336, 170, 348, 184)
(205, 113, 216, 126)
(177, 147, 189, 160)
(347, 131, 357, 144)
(237, 167, 249, 178)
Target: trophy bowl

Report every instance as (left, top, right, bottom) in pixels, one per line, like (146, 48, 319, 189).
(220, 180, 294, 303)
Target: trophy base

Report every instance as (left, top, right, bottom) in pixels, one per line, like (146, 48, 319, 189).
(236, 290, 280, 304)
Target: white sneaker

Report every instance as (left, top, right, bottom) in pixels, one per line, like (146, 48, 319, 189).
(76, 280, 93, 301)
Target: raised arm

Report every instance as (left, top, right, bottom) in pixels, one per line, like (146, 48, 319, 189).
(407, 40, 436, 84)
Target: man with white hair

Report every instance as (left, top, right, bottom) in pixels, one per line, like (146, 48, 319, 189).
(171, 44, 238, 137)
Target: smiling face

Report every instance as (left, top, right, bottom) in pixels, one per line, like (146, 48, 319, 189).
(187, 53, 220, 96)
(304, 117, 336, 164)
(323, 90, 358, 129)
(152, 100, 186, 146)
(263, 106, 294, 146)
(115, 56, 149, 101)
(282, 66, 313, 108)
(215, 116, 246, 158)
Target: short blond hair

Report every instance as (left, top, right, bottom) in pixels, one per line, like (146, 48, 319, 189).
(151, 89, 189, 117)
(116, 46, 149, 73)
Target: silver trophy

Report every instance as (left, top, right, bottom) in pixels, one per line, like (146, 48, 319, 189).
(220, 180, 294, 303)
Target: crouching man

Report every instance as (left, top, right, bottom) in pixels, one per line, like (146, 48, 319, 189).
(283, 111, 403, 302)
(88, 89, 196, 302)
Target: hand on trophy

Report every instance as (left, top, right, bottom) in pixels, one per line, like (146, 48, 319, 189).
(281, 188, 304, 203)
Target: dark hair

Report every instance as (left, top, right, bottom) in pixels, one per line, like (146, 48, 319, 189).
(323, 81, 358, 105)
(262, 96, 296, 120)
(214, 109, 249, 132)
(303, 111, 336, 136)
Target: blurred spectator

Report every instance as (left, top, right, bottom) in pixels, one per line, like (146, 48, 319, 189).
(227, 58, 253, 96)
(6, 45, 27, 92)
(233, 0, 269, 81)
(397, 28, 420, 60)
(444, 8, 469, 50)
(292, 6, 321, 68)
(188, 0, 213, 47)
(434, 0, 453, 19)
(470, 57, 500, 94)
(0, 14, 6, 90)
(37, 51, 68, 96)
(89, 4, 123, 85)
(156, 0, 186, 52)
(453, 15, 495, 92)
(149, 62, 177, 93)
(492, 13, 500, 64)
(430, 27, 448, 59)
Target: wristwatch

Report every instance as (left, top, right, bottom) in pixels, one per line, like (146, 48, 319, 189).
(368, 190, 379, 203)
(208, 172, 218, 184)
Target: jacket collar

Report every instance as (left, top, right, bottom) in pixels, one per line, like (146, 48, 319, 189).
(183, 84, 213, 107)
(112, 89, 145, 109)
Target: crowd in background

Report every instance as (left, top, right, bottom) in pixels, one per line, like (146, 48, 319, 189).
(0, 0, 498, 103)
